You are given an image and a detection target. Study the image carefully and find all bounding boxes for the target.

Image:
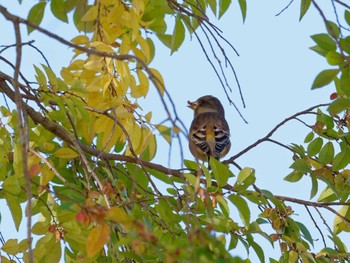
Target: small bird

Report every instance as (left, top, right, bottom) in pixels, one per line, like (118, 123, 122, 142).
(188, 95, 231, 162)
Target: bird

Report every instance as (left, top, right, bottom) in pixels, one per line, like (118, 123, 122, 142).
(188, 95, 231, 162)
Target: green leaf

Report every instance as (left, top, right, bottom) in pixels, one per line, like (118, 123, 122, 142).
(4, 192, 22, 231)
(318, 247, 339, 256)
(340, 37, 350, 55)
(290, 159, 311, 174)
(318, 142, 334, 165)
(317, 187, 337, 202)
(332, 148, 350, 171)
(326, 51, 343, 65)
(311, 34, 336, 52)
(228, 194, 250, 227)
(27, 2, 47, 34)
(307, 137, 323, 156)
(200, 164, 212, 188)
(284, 171, 303, 182)
(334, 205, 350, 234)
(184, 173, 198, 187)
(304, 132, 314, 143)
(295, 221, 314, 246)
(210, 158, 229, 187)
(311, 69, 339, 89)
(51, 0, 68, 22)
(345, 10, 350, 26)
(171, 16, 185, 54)
(310, 175, 318, 199)
(247, 235, 265, 263)
(326, 20, 340, 39)
(216, 195, 229, 217)
(238, 0, 247, 22)
(207, 0, 217, 16)
(340, 70, 350, 96)
(328, 98, 350, 115)
(299, 0, 311, 21)
(184, 159, 199, 171)
(1, 239, 19, 255)
(218, 0, 231, 18)
(233, 167, 255, 191)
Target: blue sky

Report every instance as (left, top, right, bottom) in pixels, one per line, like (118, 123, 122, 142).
(0, 0, 348, 260)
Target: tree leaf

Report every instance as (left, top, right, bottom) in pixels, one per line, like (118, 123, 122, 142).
(318, 141, 334, 165)
(233, 167, 255, 191)
(86, 223, 110, 258)
(27, 2, 47, 34)
(304, 131, 314, 143)
(299, 0, 311, 21)
(54, 147, 79, 159)
(1, 239, 19, 255)
(238, 0, 247, 22)
(328, 98, 350, 115)
(295, 221, 313, 246)
(345, 10, 350, 27)
(332, 148, 350, 171)
(310, 175, 318, 199)
(311, 34, 336, 51)
(51, 0, 68, 22)
(326, 20, 340, 39)
(171, 16, 185, 54)
(219, 0, 231, 18)
(290, 159, 311, 174)
(326, 51, 343, 66)
(210, 158, 229, 187)
(229, 194, 250, 227)
(4, 192, 22, 231)
(284, 171, 303, 182)
(311, 69, 339, 89)
(307, 137, 323, 156)
(334, 205, 350, 234)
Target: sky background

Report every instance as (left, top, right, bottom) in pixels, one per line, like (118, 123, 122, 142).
(0, 0, 348, 261)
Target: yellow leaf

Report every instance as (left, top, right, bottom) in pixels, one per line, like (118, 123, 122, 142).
(42, 142, 55, 151)
(54, 147, 79, 159)
(119, 34, 131, 54)
(84, 56, 103, 71)
(136, 35, 151, 63)
(105, 207, 130, 224)
(100, 0, 116, 5)
(132, 0, 146, 14)
(100, 123, 122, 152)
(86, 224, 110, 258)
(71, 35, 90, 45)
(156, 124, 171, 144)
(41, 164, 55, 186)
(145, 111, 152, 122)
(81, 6, 98, 22)
(131, 70, 149, 98)
(130, 11, 140, 41)
(1, 239, 19, 255)
(149, 68, 164, 95)
(128, 122, 142, 155)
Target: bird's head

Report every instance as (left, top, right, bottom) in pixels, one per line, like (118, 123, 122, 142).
(188, 95, 225, 116)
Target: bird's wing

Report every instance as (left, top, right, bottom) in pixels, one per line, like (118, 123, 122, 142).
(190, 113, 230, 158)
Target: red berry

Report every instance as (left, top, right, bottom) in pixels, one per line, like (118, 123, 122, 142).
(330, 92, 337, 100)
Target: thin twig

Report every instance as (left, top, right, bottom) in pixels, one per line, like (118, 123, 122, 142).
(304, 205, 327, 247)
(224, 104, 329, 163)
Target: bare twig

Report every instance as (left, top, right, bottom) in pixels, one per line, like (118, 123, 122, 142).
(304, 205, 327, 247)
(224, 103, 329, 163)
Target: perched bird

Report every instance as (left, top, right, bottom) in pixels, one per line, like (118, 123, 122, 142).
(188, 95, 231, 162)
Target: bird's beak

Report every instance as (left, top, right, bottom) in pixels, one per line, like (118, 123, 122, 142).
(187, 100, 198, 110)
